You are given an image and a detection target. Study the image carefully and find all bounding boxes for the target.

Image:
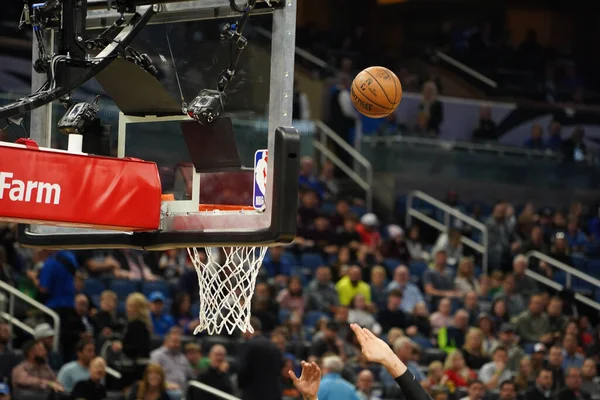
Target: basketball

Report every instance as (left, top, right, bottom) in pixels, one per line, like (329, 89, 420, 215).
(350, 66, 402, 118)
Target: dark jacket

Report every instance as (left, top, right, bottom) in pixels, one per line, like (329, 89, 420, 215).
(237, 335, 283, 400)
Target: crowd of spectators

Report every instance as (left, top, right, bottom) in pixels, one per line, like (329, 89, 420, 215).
(1, 156, 600, 400)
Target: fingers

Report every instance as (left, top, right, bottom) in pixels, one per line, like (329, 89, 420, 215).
(351, 323, 368, 344)
(288, 369, 300, 384)
(363, 327, 377, 340)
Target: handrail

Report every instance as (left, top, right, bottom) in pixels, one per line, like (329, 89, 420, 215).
(406, 190, 489, 272)
(0, 311, 34, 335)
(435, 50, 498, 89)
(525, 269, 600, 311)
(189, 381, 240, 400)
(362, 133, 559, 160)
(313, 140, 370, 191)
(0, 280, 60, 350)
(525, 250, 600, 289)
(314, 120, 373, 211)
(106, 366, 122, 380)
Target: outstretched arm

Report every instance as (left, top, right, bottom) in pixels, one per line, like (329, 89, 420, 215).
(350, 323, 432, 400)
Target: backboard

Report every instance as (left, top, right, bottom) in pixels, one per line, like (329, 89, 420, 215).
(16, 0, 300, 250)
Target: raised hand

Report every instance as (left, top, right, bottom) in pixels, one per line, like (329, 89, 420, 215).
(289, 361, 321, 400)
(350, 323, 407, 377)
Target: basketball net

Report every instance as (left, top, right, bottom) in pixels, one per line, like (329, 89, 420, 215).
(187, 246, 268, 335)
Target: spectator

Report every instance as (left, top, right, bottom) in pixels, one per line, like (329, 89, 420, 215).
(319, 161, 339, 201)
(580, 359, 600, 399)
(336, 266, 371, 307)
(348, 294, 381, 335)
(310, 322, 345, 359)
(57, 338, 95, 392)
(562, 127, 587, 162)
(531, 344, 547, 379)
(490, 298, 510, 331)
(376, 289, 413, 334)
(72, 293, 97, 340)
(492, 323, 525, 372)
(486, 202, 518, 271)
(479, 346, 514, 390)
(0, 320, 20, 387)
(329, 199, 351, 231)
(297, 189, 320, 229)
(547, 345, 565, 391)
(0, 383, 9, 400)
(444, 350, 477, 389)
(356, 214, 382, 250)
(406, 226, 428, 261)
(178, 252, 203, 302)
(356, 369, 381, 400)
(380, 338, 426, 389)
(12, 340, 64, 392)
(546, 121, 563, 151)
(524, 124, 546, 150)
(184, 343, 210, 376)
(150, 327, 194, 394)
(513, 295, 551, 346)
(561, 334, 585, 370)
(93, 290, 122, 341)
(424, 250, 460, 306)
(499, 380, 518, 400)
(418, 81, 443, 135)
(514, 356, 534, 392)
(381, 225, 410, 264)
(472, 104, 497, 141)
(148, 291, 176, 337)
(111, 293, 152, 387)
(318, 355, 360, 400)
(336, 217, 362, 256)
(262, 246, 294, 283)
(292, 79, 311, 121)
(565, 217, 588, 252)
(438, 309, 470, 353)
(464, 379, 486, 400)
(454, 257, 485, 296)
(305, 266, 339, 314)
(238, 317, 283, 400)
(476, 313, 497, 354)
(171, 293, 200, 335)
(251, 283, 279, 333)
(524, 368, 553, 400)
(430, 297, 453, 332)
(412, 302, 433, 338)
(156, 249, 185, 281)
(369, 266, 388, 311)
(277, 276, 305, 318)
(327, 75, 357, 158)
(301, 213, 339, 257)
(71, 357, 107, 400)
(511, 255, 539, 300)
(113, 250, 157, 281)
(36, 250, 79, 359)
(280, 358, 301, 399)
(432, 229, 464, 266)
(387, 265, 425, 313)
(462, 328, 490, 370)
(493, 274, 526, 318)
(426, 361, 448, 388)
(194, 344, 234, 400)
(33, 323, 62, 371)
(127, 364, 170, 400)
(556, 367, 590, 400)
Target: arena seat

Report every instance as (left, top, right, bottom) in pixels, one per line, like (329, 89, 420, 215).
(109, 280, 139, 300)
(83, 278, 106, 298)
(300, 252, 326, 270)
(303, 311, 326, 327)
(201, 335, 243, 356)
(420, 348, 447, 364)
(141, 281, 170, 298)
(383, 258, 400, 274)
(408, 261, 428, 278)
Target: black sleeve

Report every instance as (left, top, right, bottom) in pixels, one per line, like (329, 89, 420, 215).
(122, 320, 150, 359)
(395, 371, 432, 400)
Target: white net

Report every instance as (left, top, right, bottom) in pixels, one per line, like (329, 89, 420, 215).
(187, 246, 268, 335)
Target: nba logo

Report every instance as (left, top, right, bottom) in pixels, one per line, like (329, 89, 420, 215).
(253, 149, 268, 211)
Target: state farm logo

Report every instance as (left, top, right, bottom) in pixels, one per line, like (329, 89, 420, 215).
(0, 172, 61, 205)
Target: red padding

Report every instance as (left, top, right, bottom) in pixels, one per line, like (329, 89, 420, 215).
(0, 142, 161, 231)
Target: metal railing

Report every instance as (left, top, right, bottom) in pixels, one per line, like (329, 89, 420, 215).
(525, 250, 600, 291)
(525, 268, 600, 311)
(434, 50, 498, 89)
(189, 381, 240, 400)
(0, 280, 60, 350)
(405, 190, 489, 272)
(314, 121, 373, 211)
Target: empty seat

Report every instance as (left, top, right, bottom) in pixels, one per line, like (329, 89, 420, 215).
(383, 258, 401, 274)
(83, 278, 106, 298)
(300, 252, 326, 269)
(420, 348, 447, 364)
(303, 311, 326, 328)
(109, 280, 139, 300)
(142, 281, 170, 298)
(409, 261, 428, 277)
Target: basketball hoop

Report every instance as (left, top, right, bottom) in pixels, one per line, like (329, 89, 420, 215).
(187, 204, 269, 335)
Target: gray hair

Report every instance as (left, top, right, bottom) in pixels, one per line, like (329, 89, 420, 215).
(513, 254, 527, 265)
(322, 355, 344, 373)
(393, 337, 415, 353)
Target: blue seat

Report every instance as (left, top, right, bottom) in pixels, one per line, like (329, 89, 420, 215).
(300, 252, 326, 269)
(586, 259, 600, 278)
(191, 303, 200, 319)
(409, 261, 428, 277)
(142, 281, 171, 298)
(351, 205, 367, 218)
(383, 258, 401, 274)
(319, 202, 336, 215)
(304, 311, 326, 328)
(571, 255, 587, 272)
(83, 278, 105, 298)
(109, 280, 139, 300)
(282, 251, 299, 266)
(279, 309, 291, 324)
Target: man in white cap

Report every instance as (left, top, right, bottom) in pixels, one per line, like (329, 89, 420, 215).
(356, 213, 382, 250)
(33, 323, 61, 371)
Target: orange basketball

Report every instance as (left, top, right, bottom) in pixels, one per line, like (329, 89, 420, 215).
(350, 66, 402, 118)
